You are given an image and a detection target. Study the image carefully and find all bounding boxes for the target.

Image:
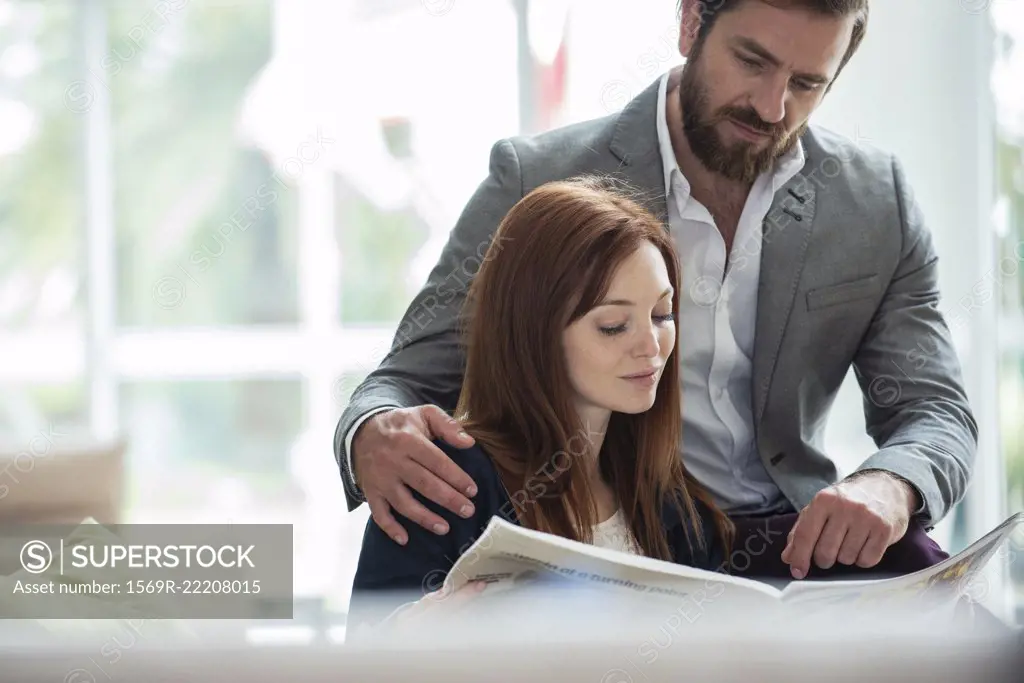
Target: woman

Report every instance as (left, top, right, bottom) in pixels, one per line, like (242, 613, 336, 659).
(349, 176, 733, 630)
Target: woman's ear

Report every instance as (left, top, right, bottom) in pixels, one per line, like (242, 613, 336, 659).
(678, 0, 704, 59)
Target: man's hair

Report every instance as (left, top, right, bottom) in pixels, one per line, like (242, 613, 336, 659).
(677, 0, 869, 85)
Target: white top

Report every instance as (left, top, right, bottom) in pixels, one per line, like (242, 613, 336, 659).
(655, 67, 805, 515)
(591, 509, 642, 556)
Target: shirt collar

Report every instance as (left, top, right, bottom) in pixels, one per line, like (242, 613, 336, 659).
(655, 68, 805, 199)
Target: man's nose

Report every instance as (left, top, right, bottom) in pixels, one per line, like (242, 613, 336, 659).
(749, 74, 789, 126)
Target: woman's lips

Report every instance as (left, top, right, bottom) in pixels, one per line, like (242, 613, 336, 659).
(622, 368, 659, 387)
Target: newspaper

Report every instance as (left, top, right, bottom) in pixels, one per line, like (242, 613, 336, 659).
(441, 511, 1024, 619)
(0, 517, 192, 639)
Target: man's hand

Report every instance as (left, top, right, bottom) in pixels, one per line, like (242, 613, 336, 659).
(352, 405, 479, 546)
(780, 471, 920, 579)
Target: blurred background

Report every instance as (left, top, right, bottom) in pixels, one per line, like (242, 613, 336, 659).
(0, 0, 1021, 641)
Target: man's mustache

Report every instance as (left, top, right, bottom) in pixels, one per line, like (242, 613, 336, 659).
(714, 106, 785, 140)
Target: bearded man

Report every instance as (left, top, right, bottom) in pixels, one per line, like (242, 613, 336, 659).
(334, 0, 977, 582)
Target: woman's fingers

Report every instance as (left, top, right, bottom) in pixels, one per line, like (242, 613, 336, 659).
(398, 580, 488, 625)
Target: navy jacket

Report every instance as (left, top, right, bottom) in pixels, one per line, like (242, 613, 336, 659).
(349, 440, 726, 629)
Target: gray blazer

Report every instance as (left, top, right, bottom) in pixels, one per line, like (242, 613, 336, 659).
(334, 75, 977, 529)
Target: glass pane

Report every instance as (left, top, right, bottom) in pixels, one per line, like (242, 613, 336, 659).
(333, 0, 519, 326)
(0, 0, 82, 329)
(1002, 355, 1024, 609)
(337, 183, 431, 325)
(108, 0, 299, 326)
(992, 0, 1024, 616)
(1002, 356, 1023, 505)
(118, 379, 303, 521)
(0, 382, 88, 444)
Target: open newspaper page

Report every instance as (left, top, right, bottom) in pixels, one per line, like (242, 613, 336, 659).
(777, 511, 1024, 618)
(443, 512, 1023, 625)
(442, 516, 781, 615)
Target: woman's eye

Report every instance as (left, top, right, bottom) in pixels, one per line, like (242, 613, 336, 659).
(600, 313, 673, 335)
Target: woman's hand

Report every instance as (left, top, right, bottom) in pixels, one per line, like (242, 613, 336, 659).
(393, 580, 488, 627)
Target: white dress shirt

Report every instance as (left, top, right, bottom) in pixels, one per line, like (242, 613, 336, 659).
(347, 69, 806, 515)
(656, 69, 805, 514)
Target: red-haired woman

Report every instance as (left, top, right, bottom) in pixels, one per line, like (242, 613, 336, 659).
(350, 177, 733, 629)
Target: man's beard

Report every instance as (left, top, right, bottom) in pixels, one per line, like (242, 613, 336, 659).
(678, 53, 806, 184)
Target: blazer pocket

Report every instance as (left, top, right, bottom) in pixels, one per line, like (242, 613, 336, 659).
(806, 274, 880, 311)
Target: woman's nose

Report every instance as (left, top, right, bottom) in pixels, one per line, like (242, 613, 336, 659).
(634, 323, 660, 357)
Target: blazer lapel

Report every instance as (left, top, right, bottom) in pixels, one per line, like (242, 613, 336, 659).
(752, 157, 819, 425)
(608, 77, 669, 224)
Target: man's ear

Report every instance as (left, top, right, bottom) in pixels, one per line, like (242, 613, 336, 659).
(678, 0, 704, 59)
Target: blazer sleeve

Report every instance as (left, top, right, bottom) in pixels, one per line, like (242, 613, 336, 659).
(850, 156, 978, 528)
(334, 139, 525, 511)
(347, 444, 506, 630)
(347, 499, 462, 631)
(667, 499, 728, 573)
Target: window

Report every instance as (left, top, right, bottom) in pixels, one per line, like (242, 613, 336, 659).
(992, 0, 1024, 613)
(119, 380, 304, 517)
(0, 1, 86, 441)
(0, 0, 521, 623)
(107, 0, 298, 326)
(2, 0, 1015, 635)
(0, 1, 81, 331)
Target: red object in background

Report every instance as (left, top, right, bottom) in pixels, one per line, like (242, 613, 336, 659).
(534, 26, 568, 132)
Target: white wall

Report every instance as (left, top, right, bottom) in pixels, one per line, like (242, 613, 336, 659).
(565, 0, 682, 121)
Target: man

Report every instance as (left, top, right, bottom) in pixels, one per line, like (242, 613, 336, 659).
(334, 0, 977, 580)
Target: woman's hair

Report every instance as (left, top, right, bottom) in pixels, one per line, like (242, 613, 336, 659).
(455, 176, 733, 562)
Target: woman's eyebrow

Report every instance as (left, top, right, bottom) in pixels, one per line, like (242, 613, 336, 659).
(594, 288, 673, 307)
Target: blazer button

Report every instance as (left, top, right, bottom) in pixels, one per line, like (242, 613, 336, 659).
(769, 452, 786, 466)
